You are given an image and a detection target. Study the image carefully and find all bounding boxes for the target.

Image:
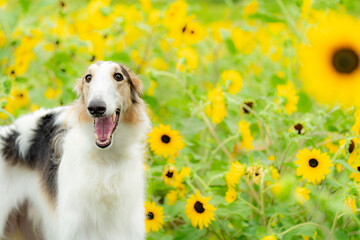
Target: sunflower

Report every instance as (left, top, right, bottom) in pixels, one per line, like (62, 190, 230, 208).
(247, 165, 264, 184)
(163, 0, 187, 29)
(221, 70, 243, 95)
(177, 47, 199, 72)
(243, 0, 258, 16)
(324, 136, 339, 154)
(299, 11, 360, 107)
(185, 190, 216, 230)
(144, 201, 164, 233)
(210, 21, 231, 43)
(238, 120, 254, 150)
(270, 166, 280, 181)
(166, 190, 178, 205)
(295, 187, 311, 205)
(295, 148, 333, 184)
(345, 198, 357, 214)
(172, 166, 190, 188)
(225, 187, 237, 203)
(348, 140, 356, 154)
(162, 165, 178, 185)
(225, 161, 245, 187)
(205, 84, 227, 124)
(352, 109, 360, 135)
(175, 182, 187, 198)
(8, 87, 30, 109)
(291, 123, 305, 135)
(168, 17, 206, 46)
(276, 82, 298, 115)
(261, 236, 277, 240)
(231, 27, 255, 54)
(349, 161, 360, 182)
(148, 124, 185, 158)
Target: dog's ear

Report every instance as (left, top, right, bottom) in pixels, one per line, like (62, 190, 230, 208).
(129, 74, 143, 104)
(120, 64, 143, 103)
(74, 78, 83, 99)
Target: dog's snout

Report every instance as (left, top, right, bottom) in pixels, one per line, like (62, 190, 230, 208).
(88, 100, 106, 116)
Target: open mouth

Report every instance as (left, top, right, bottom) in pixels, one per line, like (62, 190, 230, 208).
(93, 109, 120, 148)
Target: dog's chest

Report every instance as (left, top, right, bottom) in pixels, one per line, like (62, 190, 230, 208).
(59, 150, 144, 214)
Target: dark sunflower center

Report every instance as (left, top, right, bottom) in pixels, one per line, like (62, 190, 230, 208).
(255, 172, 259, 176)
(332, 48, 359, 74)
(146, 212, 154, 220)
(294, 123, 303, 135)
(194, 201, 205, 213)
(309, 158, 319, 168)
(182, 25, 187, 33)
(161, 135, 171, 144)
(357, 166, 360, 172)
(349, 140, 355, 154)
(243, 101, 254, 114)
(166, 171, 174, 178)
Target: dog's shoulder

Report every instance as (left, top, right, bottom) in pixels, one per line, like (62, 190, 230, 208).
(0, 106, 69, 199)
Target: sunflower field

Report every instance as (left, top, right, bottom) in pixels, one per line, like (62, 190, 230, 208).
(3, 0, 360, 239)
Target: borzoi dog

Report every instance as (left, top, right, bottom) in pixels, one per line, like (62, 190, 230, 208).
(0, 61, 150, 240)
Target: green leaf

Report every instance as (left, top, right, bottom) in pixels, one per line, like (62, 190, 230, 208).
(2, 78, 12, 94)
(283, 223, 316, 240)
(297, 91, 313, 113)
(173, 224, 206, 240)
(270, 74, 287, 87)
(19, 0, 31, 12)
(225, 38, 237, 55)
(334, 229, 349, 240)
(100, 6, 112, 16)
(334, 160, 358, 173)
(249, 12, 285, 22)
(217, 201, 251, 219)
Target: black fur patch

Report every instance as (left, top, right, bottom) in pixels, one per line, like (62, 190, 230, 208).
(1, 129, 21, 166)
(27, 113, 64, 199)
(1, 112, 65, 200)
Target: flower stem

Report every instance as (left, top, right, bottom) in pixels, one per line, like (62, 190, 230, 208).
(275, 0, 298, 37)
(279, 222, 331, 239)
(186, 178, 198, 194)
(330, 210, 339, 234)
(237, 193, 262, 215)
(193, 172, 207, 190)
(200, 112, 231, 158)
(211, 134, 239, 157)
(244, 177, 261, 206)
(260, 176, 266, 227)
(206, 173, 225, 189)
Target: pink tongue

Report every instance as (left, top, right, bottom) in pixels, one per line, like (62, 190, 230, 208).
(94, 116, 114, 141)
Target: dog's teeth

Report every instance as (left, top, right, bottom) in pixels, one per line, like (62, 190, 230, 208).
(107, 134, 111, 140)
(95, 134, 99, 140)
(112, 113, 116, 122)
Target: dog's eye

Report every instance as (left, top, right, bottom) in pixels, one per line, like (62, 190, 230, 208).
(114, 73, 124, 81)
(85, 74, 92, 83)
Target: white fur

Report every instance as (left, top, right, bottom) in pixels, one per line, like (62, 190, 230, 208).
(0, 61, 150, 240)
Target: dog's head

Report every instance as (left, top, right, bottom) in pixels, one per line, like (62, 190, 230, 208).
(74, 61, 143, 148)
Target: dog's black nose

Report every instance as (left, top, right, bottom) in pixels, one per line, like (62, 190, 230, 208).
(88, 100, 106, 116)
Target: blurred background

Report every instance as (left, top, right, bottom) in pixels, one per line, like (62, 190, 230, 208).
(2, 0, 360, 239)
